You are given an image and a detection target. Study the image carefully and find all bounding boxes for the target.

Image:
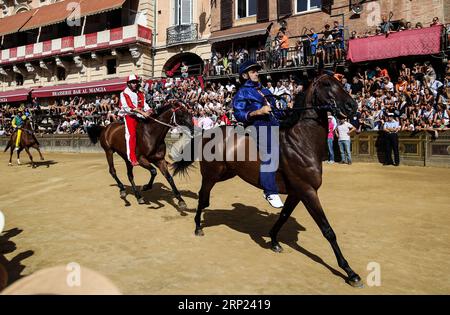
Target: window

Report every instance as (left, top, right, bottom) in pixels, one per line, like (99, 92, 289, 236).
(107, 59, 117, 75)
(174, 0, 192, 25)
(56, 67, 66, 81)
(236, 0, 257, 19)
(296, 0, 321, 13)
(15, 74, 24, 86)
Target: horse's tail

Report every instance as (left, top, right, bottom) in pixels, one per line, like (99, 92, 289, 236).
(170, 136, 196, 177)
(87, 125, 105, 144)
(4, 139, 11, 152)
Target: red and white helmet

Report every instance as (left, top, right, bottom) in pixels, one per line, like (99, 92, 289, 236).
(127, 74, 139, 83)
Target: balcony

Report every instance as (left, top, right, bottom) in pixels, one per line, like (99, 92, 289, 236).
(0, 24, 152, 66)
(203, 46, 346, 79)
(166, 24, 198, 47)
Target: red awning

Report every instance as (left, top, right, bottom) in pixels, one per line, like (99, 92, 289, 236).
(347, 25, 443, 63)
(0, 89, 31, 103)
(0, 9, 38, 36)
(79, 0, 126, 17)
(31, 78, 127, 98)
(20, 0, 80, 32)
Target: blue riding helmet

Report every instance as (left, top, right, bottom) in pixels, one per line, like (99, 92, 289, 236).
(239, 60, 262, 76)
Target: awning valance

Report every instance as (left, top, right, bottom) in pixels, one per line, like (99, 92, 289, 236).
(209, 22, 272, 44)
(79, 0, 126, 17)
(0, 89, 31, 103)
(11, 0, 126, 32)
(20, 0, 80, 32)
(31, 77, 127, 98)
(346, 25, 443, 63)
(0, 9, 37, 36)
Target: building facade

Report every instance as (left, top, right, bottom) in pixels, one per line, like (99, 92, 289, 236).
(0, 0, 154, 104)
(206, 0, 448, 79)
(153, 0, 212, 78)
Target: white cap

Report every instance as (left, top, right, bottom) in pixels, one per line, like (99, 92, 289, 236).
(127, 74, 139, 82)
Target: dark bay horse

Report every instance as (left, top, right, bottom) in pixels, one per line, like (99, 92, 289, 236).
(172, 74, 363, 287)
(88, 103, 194, 208)
(4, 118, 45, 168)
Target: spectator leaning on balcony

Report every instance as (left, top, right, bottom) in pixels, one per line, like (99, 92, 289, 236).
(430, 17, 442, 26)
(380, 14, 394, 34)
(278, 29, 289, 68)
(307, 28, 319, 65)
(332, 20, 344, 60)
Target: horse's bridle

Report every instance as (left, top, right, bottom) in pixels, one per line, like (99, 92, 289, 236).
(146, 104, 195, 138)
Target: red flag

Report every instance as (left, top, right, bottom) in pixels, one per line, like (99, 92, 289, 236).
(166, 62, 181, 77)
(197, 76, 204, 90)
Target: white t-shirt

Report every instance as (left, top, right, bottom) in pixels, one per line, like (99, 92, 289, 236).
(384, 82, 394, 92)
(336, 121, 354, 141)
(198, 116, 214, 130)
(226, 84, 235, 92)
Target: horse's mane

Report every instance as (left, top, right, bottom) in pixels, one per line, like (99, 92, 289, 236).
(279, 73, 335, 129)
(279, 79, 314, 129)
(155, 103, 174, 116)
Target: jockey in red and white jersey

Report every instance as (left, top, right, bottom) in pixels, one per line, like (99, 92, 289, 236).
(119, 74, 152, 166)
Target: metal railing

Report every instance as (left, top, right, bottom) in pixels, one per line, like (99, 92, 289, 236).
(166, 23, 199, 46)
(204, 44, 346, 78)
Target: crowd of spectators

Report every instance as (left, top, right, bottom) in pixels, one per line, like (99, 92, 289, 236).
(205, 16, 449, 78)
(0, 94, 122, 135)
(350, 15, 448, 39)
(340, 60, 450, 134)
(206, 20, 346, 76)
(0, 59, 449, 138)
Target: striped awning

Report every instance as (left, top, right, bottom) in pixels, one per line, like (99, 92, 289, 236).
(2, 0, 127, 33)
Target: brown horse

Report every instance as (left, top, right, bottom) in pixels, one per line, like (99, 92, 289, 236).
(172, 74, 363, 287)
(4, 117, 45, 168)
(88, 103, 194, 208)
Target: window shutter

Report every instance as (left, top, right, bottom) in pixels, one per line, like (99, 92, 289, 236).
(220, 0, 233, 30)
(322, 0, 334, 15)
(181, 0, 192, 25)
(257, 0, 269, 22)
(277, 0, 292, 18)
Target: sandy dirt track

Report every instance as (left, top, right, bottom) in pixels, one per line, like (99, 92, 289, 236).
(0, 152, 449, 294)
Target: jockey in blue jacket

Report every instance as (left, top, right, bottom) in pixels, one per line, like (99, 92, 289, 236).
(232, 60, 284, 209)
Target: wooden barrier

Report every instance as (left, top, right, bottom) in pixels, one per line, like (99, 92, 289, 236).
(1, 131, 449, 167)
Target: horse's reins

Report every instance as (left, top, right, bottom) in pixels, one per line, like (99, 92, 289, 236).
(146, 105, 195, 138)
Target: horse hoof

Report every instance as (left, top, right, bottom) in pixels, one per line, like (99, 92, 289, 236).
(271, 243, 283, 253)
(347, 275, 364, 288)
(142, 184, 151, 191)
(40, 157, 45, 161)
(32, 165, 36, 169)
(137, 197, 146, 204)
(8, 163, 12, 166)
(195, 228, 204, 236)
(120, 190, 127, 199)
(178, 201, 187, 211)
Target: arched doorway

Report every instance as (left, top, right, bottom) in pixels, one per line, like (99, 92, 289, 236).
(163, 52, 203, 78)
